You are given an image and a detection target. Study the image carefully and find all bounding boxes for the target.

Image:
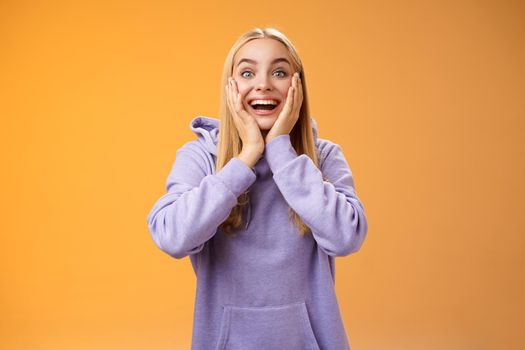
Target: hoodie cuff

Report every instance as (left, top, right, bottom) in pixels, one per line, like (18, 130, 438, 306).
(216, 157, 257, 198)
(264, 134, 298, 173)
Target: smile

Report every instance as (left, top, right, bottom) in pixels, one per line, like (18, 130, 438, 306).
(248, 99, 281, 114)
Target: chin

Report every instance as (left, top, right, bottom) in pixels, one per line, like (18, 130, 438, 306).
(254, 116, 277, 130)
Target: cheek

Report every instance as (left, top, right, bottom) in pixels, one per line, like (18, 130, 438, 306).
(231, 77, 247, 95)
(236, 84, 249, 99)
(279, 80, 293, 96)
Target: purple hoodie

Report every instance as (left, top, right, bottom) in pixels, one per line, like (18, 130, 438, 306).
(146, 116, 368, 350)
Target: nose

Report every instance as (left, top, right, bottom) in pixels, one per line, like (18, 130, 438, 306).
(255, 75, 273, 91)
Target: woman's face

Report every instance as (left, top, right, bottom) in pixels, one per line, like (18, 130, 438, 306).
(232, 38, 296, 131)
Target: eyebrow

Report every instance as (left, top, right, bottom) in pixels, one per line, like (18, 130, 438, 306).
(236, 57, 291, 67)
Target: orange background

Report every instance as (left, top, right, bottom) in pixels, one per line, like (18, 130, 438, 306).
(1, 1, 524, 349)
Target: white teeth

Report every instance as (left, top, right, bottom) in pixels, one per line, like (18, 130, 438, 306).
(250, 99, 278, 106)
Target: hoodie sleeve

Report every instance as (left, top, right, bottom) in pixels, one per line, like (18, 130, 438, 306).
(146, 141, 257, 259)
(265, 134, 368, 257)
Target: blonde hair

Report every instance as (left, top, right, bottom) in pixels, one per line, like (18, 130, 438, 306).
(217, 27, 321, 237)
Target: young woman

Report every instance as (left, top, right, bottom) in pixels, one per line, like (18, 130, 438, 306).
(146, 27, 368, 350)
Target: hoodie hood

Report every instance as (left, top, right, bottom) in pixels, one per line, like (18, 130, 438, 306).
(189, 115, 319, 156)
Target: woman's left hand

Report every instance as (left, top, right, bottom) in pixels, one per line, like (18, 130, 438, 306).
(265, 72, 303, 144)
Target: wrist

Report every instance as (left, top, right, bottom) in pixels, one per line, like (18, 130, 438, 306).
(237, 150, 261, 169)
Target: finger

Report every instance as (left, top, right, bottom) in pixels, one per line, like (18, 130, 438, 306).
(294, 74, 301, 114)
(225, 82, 231, 108)
(227, 79, 242, 128)
(283, 85, 294, 115)
(228, 79, 240, 117)
(232, 80, 248, 122)
(232, 79, 241, 112)
(291, 73, 302, 117)
(230, 80, 249, 133)
(225, 84, 231, 114)
(235, 92, 243, 114)
(229, 78, 237, 110)
(297, 74, 303, 103)
(226, 80, 235, 116)
(227, 81, 245, 135)
(229, 79, 237, 113)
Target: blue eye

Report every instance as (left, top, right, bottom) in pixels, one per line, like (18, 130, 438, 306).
(240, 70, 288, 78)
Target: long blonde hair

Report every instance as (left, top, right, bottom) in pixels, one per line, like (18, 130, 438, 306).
(217, 27, 321, 237)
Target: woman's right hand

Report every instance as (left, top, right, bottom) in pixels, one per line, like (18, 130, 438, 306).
(225, 77, 265, 157)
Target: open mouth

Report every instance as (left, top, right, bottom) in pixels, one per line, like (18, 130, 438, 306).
(247, 99, 281, 112)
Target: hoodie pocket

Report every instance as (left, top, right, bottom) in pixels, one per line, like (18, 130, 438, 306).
(213, 301, 320, 350)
